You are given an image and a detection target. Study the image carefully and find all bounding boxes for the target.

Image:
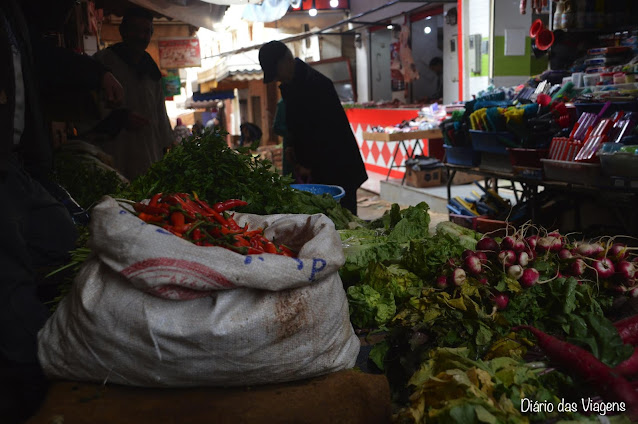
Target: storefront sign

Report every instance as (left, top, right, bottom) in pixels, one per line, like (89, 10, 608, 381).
(158, 38, 201, 69)
(162, 69, 181, 97)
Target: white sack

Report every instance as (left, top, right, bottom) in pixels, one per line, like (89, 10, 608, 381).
(38, 196, 359, 387)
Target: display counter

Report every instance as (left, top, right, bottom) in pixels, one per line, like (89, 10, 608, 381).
(346, 108, 444, 179)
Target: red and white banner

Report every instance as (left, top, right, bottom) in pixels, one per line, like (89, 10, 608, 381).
(158, 38, 201, 69)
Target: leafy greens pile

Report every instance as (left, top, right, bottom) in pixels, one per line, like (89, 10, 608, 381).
(340, 207, 631, 422)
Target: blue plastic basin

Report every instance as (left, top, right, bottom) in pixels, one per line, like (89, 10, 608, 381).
(290, 184, 346, 201)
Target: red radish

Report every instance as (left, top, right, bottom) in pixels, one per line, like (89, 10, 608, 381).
(617, 261, 636, 280)
(614, 314, 638, 346)
(436, 275, 448, 289)
(547, 234, 563, 252)
(610, 243, 628, 262)
(525, 235, 538, 250)
(627, 278, 637, 287)
(476, 237, 499, 252)
(614, 285, 629, 294)
(498, 250, 516, 266)
(558, 249, 572, 260)
(500, 236, 516, 251)
(507, 264, 524, 280)
(520, 268, 540, 288)
(464, 255, 482, 275)
(462, 249, 476, 260)
(475, 251, 488, 265)
(517, 251, 530, 267)
(493, 293, 509, 310)
(513, 239, 526, 253)
(478, 277, 489, 285)
(450, 268, 466, 286)
(536, 237, 553, 252)
(524, 247, 537, 262)
(575, 242, 604, 258)
(512, 325, 638, 414)
(570, 259, 586, 277)
(630, 287, 638, 298)
(615, 347, 638, 377)
(447, 258, 457, 267)
(593, 258, 615, 279)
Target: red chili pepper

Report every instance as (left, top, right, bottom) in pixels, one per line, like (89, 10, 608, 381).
(192, 228, 203, 241)
(208, 210, 229, 227)
(247, 247, 264, 254)
(226, 213, 241, 231)
(233, 235, 251, 247)
(212, 199, 248, 213)
(138, 212, 164, 223)
(149, 192, 163, 207)
(170, 211, 186, 230)
(257, 236, 278, 254)
(243, 229, 264, 238)
(278, 244, 296, 258)
(163, 194, 200, 218)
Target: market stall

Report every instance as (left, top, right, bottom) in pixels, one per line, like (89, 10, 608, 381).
(346, 107, 445, 179)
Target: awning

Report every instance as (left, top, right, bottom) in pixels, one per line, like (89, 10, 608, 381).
(184, 90, 235, 108)
(126, 0, 229, 30)
(197, 50, 263, 84)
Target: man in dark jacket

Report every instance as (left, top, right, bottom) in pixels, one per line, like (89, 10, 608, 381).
(259, 40, 368, 215)
(1, 1, 122, 421)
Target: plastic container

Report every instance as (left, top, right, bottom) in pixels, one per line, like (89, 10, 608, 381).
(449, 213, 483, 231)
(583, 73, 600, 87)
(507, 148, 549, 168)
(470, 130, 519, 154)
(599, 72, 614, 85)
(476, 217, 511, 238)
(290, 184, 345, 200)
(599, 152, 638, 178)
(541, 159, 602, 185)
(613, 73, 627, 85)
(444, 145, 481, 166)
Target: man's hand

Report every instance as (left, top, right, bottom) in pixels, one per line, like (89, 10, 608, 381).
(126, 111, 150, 130)
(102, 72, 124, 107)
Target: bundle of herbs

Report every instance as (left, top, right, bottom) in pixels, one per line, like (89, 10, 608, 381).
(118, 130, 360, 229)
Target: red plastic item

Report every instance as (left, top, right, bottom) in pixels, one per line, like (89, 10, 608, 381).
(535, 28, 554, 51)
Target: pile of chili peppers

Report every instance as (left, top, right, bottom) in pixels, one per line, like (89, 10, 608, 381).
(133, 193, 296, 257)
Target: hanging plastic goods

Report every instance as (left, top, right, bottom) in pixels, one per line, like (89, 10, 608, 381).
(575, 118, 614, 161)
(610, 112, 637, 143)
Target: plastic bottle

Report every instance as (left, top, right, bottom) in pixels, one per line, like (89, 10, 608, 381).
(561, 1, 573, 29)
(553, 0, 565, 30)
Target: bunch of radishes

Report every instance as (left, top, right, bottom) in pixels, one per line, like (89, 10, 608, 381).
(432, 226, 638, 310)
(563, 239, 638, 296)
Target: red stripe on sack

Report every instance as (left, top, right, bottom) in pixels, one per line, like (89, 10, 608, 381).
(121, 258, 235, 289)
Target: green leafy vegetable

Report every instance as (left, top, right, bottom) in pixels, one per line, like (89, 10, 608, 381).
(347, 284, 396, 328)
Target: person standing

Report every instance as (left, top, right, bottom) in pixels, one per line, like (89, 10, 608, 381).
(93, 7, 174, 181)
(1, 0, 124, 422)
(258, 40, 368, 215)
(429, 57, 443, 102)
(173, 117, 191, 144)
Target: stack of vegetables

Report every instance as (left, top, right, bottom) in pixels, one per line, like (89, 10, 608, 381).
(342, 210, 638, 423)
(132, 192, 295, 257)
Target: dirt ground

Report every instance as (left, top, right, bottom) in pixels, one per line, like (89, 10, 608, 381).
(356, 188, 448, 231)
